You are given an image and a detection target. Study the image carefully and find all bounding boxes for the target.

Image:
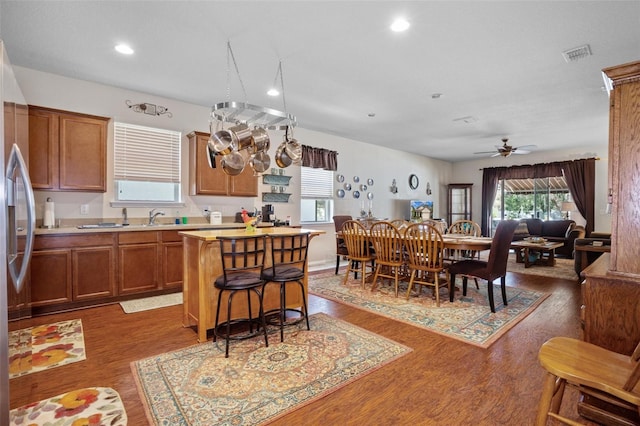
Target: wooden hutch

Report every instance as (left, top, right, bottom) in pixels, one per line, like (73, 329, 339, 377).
(579, 60, 640, 424)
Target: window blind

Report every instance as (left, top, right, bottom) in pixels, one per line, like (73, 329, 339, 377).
(114, 122, 181, 183)
(301, 167, 333, 198)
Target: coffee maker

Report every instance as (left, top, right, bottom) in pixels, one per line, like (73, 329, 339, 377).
(262, 204, 275, 224)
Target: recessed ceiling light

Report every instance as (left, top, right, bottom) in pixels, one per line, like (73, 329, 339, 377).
(390, 18, 410, 32)
(115, 44, 134, 55)
(267, 88, 280, 97)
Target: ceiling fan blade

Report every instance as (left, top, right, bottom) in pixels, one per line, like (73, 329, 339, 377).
(516, 144, 537, 150)
(512, 150, 531, 154)
(491, 152, 502, 157)
(473, 150, 499, 155)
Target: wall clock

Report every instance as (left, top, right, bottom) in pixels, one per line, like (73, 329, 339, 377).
(409, 174, 419, 190)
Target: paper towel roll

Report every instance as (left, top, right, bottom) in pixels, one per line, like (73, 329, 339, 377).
(44, 198, 55, 228)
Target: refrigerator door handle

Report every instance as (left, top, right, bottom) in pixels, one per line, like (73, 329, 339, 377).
(6, 144, 35, 293)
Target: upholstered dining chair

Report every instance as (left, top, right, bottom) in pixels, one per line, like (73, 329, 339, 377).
(368, 221, 405, 297)
(213, 235, 269, 358)
(403, 223, 449, 306)
(536, 337, 640, 425)
(341, 220, 375, 288)
(261, 233, 311, 342)
(447, 219, 519, 313)
(333, 215, 352, 274)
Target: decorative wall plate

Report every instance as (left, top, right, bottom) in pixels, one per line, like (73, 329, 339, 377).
(336, 174, 344, 183)
(344, 183, 352, 191)
(337, 189, 345, 198)
(353, 176, 360, 183)
(367, 178, 374, 185)
(353, 190, 360, 199)
(360, 184, 367, 191)
(367, 192, 374, 200)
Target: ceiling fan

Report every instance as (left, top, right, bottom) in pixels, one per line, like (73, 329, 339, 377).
(474, 138, 537, 157)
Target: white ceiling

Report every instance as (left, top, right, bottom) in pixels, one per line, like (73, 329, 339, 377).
(1, 1, 638, 162)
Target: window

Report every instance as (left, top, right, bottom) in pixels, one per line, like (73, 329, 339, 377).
(113, 122, 181, 204)
(300, 167, 333, 223)
(491, 176, 570, 234)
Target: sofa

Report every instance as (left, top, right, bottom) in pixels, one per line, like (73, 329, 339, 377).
(573, 233, 612, 277)
(511, 218, 586, 258)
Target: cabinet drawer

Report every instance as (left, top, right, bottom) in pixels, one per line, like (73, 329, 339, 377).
(35, 233, 115, 249)
(161, 230, 182, 242)
(118, 231, 159, 245)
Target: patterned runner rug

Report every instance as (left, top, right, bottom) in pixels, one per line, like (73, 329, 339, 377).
(131, 313, 411, 425)
(309, 270, 549, 348)
(10, 387, 127, 425)
(119, 292, 183, 313)
(8, 319, 86, 378)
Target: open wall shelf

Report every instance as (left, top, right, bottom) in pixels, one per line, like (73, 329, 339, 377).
(262, 193, 291, 203)
(262, 174, 292, 186)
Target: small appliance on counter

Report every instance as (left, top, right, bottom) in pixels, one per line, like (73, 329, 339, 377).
(262, 204, 275, 223)
(209, 211, 222, 225)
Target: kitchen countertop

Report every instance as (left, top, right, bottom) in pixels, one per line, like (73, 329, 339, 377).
(34, 222, 273, 236)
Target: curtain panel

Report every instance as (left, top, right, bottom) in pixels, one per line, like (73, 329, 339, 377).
(301, 145, 338, 171)
(480, 158, 596, 235)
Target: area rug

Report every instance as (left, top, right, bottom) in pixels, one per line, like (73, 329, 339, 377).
(120, 292, 182, 313)
(507, 255, 577, 281)
(8, 319, 86, 379)
(309, 271, 549, 348)
(131, 312, 411, 425)
(10, 387, 127, 426)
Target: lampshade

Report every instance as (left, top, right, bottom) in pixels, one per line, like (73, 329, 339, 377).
(561, 202, 576, 212)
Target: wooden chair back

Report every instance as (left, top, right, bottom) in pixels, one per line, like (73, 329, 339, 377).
(448, 220, 481, 236)
(404, 223, 446, 271)
(368, 221, 403, 265)
(341, 220, 371, 260)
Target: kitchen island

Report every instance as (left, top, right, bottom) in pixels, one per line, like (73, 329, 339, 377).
(180, 227, 324, 342)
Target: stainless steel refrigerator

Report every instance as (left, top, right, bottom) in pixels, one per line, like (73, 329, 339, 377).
(1, 39, 36, 424)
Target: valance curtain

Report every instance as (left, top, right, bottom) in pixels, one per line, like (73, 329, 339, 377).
(301, 145, 338, 171)
(480, 158, 596, 235)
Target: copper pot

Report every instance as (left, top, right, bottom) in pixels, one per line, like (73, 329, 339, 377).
(275, 142, 292, 168)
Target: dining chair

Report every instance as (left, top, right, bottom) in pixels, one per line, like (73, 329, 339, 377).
(333, 215, 352, 274)
(213, 235, 269, 358)
(390, 219, 411, 229)
(403, 223, 449, 306)
(368, 221, 405, 297)
(447, 219, 482, 261)
(422, 218, 448, 235)
(261, 233, 311, 342)
(536, 336, 640, 425)
(447, 219, 519, 312)
(341, 220, 375, 288)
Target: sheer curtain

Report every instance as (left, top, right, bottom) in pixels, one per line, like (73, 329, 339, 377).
(480, 158, 596, 235)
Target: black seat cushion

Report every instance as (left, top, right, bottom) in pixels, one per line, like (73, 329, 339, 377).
(215, 272, 264, 290)
(262, 265, 304, 282)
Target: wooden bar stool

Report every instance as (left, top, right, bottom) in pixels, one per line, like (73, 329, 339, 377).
(262, 233, 311, 342)
(213, 235, 269, 358)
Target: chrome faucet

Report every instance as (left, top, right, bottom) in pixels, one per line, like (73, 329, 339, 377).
(149, 208, 165, 225)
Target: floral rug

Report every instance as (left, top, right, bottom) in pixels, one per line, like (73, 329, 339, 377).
(8, 319, 86, 379)
(10, 387, 127, 426)
(309, 271, 549, 348)
(131, 313, 411, 425)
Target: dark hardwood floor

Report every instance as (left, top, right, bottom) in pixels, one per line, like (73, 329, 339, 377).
(9, 269, 591, 425)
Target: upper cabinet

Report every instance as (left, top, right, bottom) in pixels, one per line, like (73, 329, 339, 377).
(29, 106, 109, 192)
(187, 131, 257, 197)
(603, 60, 640, 277)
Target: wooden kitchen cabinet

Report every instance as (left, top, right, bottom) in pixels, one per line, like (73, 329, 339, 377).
(30, 234, 116, 308)
(187, 131, 258, 197)
(118, 231, 160, 295)
(161, 231, 183, 289)
(29, 106, 109, 192)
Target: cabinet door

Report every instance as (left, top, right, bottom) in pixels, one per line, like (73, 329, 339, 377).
(162, 242, 183, 289)
(30, 249, 72, 306)
(229, 165, 258, 197)
(189, 132, 228, 195)
(119, 243, 160, 295)
(58, 113, 107, 191)
(73, 246, 116, 300)
(28, 107, 59, 189)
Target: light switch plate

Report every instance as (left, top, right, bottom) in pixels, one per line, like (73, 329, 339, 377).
(80, 204, 89, 215)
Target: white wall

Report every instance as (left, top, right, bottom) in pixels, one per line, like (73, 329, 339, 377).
(15, 66, 454, 266)
(451, 146, 611, 233)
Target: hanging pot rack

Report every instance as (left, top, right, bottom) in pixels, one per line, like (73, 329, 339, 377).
(211, 101, 295, 130)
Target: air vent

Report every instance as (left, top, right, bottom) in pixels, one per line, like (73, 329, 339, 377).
(453, 116, 478, 124)
(562, 44, 592, 63)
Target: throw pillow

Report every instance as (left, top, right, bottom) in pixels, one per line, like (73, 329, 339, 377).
(514, 221, 529, 236)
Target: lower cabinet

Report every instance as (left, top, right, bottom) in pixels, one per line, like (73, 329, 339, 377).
(30, 230, 183, 313)
(31, 233, 116, 307)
